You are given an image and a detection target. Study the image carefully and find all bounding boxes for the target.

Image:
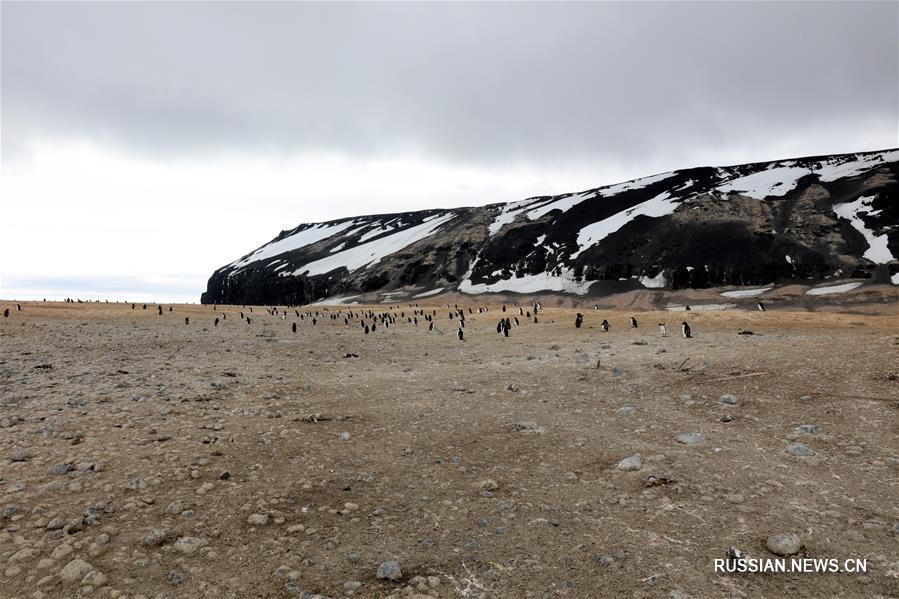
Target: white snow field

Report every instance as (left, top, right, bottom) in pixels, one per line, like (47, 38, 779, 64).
(805, 282, 864, 295)
(716, 164, 810, 199)
(292, 213, 457, 276)
(720, 287, 774, 298)
(229, 220, 358, 270)
(571, 191, 679, 259)
(458, 268, 594, 295)
(832, 196, 895, 264)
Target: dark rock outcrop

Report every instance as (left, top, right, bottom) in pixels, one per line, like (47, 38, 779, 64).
(202, 148, 899, 304)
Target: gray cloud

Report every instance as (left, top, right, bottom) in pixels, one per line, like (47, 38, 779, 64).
(3, 1, 897, 171)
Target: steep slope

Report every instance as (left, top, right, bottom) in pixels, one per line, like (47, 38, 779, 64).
(202, 149, 899, 305)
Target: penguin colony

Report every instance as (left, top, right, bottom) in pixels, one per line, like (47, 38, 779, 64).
(1, 299, 698, 344)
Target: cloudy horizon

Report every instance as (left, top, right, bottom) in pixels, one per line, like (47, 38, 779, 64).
(2, 1, 897, 302)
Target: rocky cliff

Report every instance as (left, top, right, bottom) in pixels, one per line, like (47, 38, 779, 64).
(202, 149, 899, 305)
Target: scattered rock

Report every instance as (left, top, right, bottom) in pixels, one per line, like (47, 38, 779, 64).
(247, 513, 269, 526)
(786, 443, 814, 457)
(143, 528, 169, 546)
(82, 570, 107, 587)
(792, 424, 821, 435)
(59, 559, 94, 584)
(173, 536, 206, 556)
(719, 394, 738, 405)
(766, 532, 801, 556)
(377, 560, 403, 581)
(676, 432, 703, 445)
(617, 454, 642, 472)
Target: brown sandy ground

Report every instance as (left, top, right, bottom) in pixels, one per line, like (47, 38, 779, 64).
(0, 300, 897, 599)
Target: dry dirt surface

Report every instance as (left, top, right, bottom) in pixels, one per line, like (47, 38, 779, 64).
(1, 300, 897, 599)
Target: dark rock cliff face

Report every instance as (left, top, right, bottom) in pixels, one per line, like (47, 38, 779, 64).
(202, 149, 899, 305)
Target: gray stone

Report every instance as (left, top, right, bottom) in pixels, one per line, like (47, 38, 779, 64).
(173, 536, 206, 556)
(719, 394, 738, 405)
(515, 420, 539, 430)
(247, 513, 269, 526)
(165, 500, 184, 515)
(617, 454, 642, 472)
(786, 443, 814, 457)
(615, 405, 635, 416)
(676, 432, 703, 445)
(143, 528, 168, 546)
(766, 532, 801, 556)
(168, 571, 186, 586)
(376, 560, 402, 581)
(59, 559, 93, 584)
(82, 570, 107, 587)
(48, 463, 71, 476)
(792, 424, 821, 436)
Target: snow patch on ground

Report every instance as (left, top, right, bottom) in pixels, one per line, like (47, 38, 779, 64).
(524, 171, 676, 222)
(571, 191, 679, 258)
(413, 288, 444, 298)
(716, 164, 810, 199)
(310, 295, 360, 306)
(639, 272, 667, 289)
(892, 272, 899, 285)
(487, 199, 548, 235)
(720, 287, 773, 298)
(358, 221, 400, 242)
(815, 150, 899, 182)
(292, 213, 457, 276)
(805, 282, 864, 295)
(230, 220, 357, 269)
(459, 269, 594, 295)
(832, 196, 895, 264)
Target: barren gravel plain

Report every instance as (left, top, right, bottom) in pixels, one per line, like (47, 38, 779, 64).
(1, 300, 897, 599)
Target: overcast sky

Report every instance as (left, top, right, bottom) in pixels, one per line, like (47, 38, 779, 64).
(2, 1, 897, 302)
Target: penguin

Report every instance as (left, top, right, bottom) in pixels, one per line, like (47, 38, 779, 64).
(312, 318, 317, 326)
(143, 304, 147, 310)
(684, 305, 691, 311)
(502, 305, 506, 312)
(292, 322, 297, 334)
(158, 305, 162, 315)
(246, 317, 252, 325)
(132, 304, 136, 310)
(457, 327, 464, 341)
(240, 312, 244, 319)
(496, 321, 503, 334)
(681, 322, 692, 338)
(757, 302, 766, 312)
(184, 317, 189, 325)
(503, 324, 509, 337)
(601, 319, 610, 332)
(429, 321, 434, 331)
(3, 308, 8, 318)
(371, 323, 376, 332)
(514, 317, 519, 326)
(17, 304, 22, 311)
(214, 317, 220, 327)
(519, 307, 523, 316)
(630, 317, 638, 329)
(575, 313, 583, 329)
(169, 306, 173, 312)
(364, 325, 370, 334)
(658, 322, 667, 337)
(534, 316, 538, 323)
